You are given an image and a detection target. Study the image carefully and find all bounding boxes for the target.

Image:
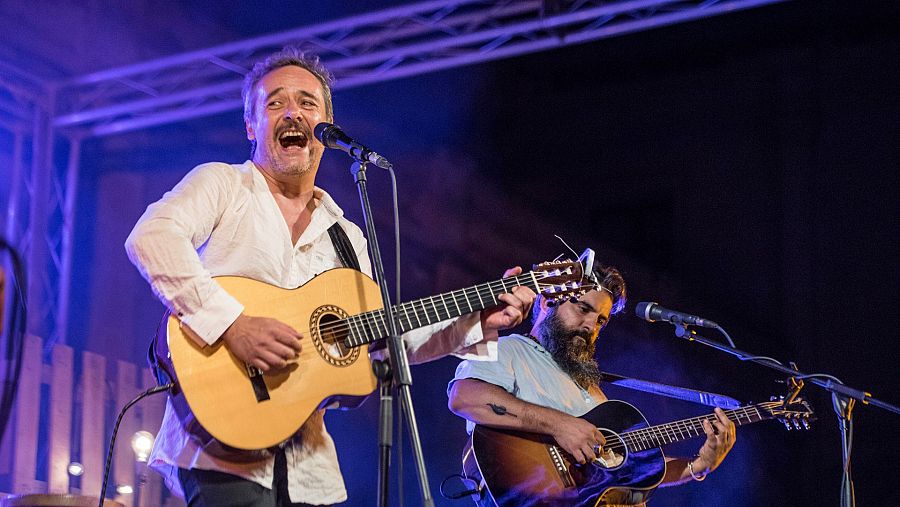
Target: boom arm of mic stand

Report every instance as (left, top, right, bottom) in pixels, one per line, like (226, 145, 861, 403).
(672, 326, 896, 413)
(673, 325, 896, 507)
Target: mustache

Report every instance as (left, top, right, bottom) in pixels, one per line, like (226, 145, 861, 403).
(276, 120, 310, 137)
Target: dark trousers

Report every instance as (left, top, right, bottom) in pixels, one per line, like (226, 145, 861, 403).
(178, 447, 332, 507)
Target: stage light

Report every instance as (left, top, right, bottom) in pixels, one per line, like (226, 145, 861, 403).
(67, 462, 84, 476)
(116, 484, 133, 495)
(131, 430, 155, 463)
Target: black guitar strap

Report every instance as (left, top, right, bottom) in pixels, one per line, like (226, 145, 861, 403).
(327, 222, 361, 271)
(600, 371, 742, 408)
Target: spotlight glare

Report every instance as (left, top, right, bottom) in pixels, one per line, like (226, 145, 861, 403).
(67, 462, 84, 476)
(131, 430, 155, 462)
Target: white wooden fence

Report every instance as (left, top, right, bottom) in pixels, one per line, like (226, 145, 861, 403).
(0, 335, 183, 506)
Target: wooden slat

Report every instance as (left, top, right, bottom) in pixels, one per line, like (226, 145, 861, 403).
(140, 370, 165, 507)
(79, 351, 106, 497)
(48, 344, 74, 494)
(12, 334, 43, 493)
(113, 361, 138, 507)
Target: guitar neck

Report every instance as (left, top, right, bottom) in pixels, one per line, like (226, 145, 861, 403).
(622, 404, 773, 452)
(343, 272, 542, 347)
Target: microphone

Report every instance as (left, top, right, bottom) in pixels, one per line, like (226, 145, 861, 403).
(314, 123, 393, 169)
(635, 302, 718, 328)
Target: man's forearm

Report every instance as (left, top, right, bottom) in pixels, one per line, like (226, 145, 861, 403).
(448, 378, 569, 435)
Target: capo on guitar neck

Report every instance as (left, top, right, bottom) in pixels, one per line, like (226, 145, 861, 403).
(785, 375, 805, 406)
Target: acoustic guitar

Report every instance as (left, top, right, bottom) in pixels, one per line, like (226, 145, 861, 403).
(462, 394, 814, 506)
(154, 261, 589, 454)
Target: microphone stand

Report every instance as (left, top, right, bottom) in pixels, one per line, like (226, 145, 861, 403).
(671, 325, 900, 507)
(349, 161, 434, 507)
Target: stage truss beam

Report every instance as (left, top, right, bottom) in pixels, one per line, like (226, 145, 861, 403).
(51, 0, 788, 137)
(0, 0, 788, 348)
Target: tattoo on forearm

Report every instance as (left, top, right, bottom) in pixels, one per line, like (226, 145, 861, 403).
(487, 403, 518, 417)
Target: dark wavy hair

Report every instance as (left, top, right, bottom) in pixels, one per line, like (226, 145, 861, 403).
(595, 263, 627, 315)
(241, 46, 334, 156)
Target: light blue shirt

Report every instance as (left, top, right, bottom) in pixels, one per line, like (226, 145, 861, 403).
(450, 333, 604, 433)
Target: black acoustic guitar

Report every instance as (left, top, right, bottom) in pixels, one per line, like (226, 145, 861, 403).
(462, 395, 814, 506)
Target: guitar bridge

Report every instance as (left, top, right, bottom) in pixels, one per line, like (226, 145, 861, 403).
(548, 445, 576, 488)
(245, 364, 270, 402)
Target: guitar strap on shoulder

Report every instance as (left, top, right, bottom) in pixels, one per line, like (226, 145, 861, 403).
(600, 371, 743, 409)
(327, 222, 361, 271)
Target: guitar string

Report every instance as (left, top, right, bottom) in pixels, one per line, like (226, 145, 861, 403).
(597, 405, 777, 453)
(329, 264, 582, 344)
(615, 406, 764, 450)
(313, 269, 581, 347)
(314, 273, 537, 344)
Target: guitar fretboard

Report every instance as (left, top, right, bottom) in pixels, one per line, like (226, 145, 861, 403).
(620, 404, 775, 452)
(342, 271, 547, 348)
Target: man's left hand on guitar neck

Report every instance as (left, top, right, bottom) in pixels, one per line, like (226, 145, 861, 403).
(662, 407, 737, 486)
(479, 266, 536, 340)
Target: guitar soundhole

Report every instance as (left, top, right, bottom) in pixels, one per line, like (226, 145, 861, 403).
(594, 429, 628, 470)
(310, 305, 361, 367)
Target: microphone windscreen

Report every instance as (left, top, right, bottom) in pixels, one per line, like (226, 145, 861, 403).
(635, 302, 655, 321)
(313, 122, 333, 143)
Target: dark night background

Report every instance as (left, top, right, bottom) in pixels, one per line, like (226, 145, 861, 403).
(1, 1, 898, 505)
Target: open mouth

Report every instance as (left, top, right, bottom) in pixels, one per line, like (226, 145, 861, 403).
(278, 129, 309, 149)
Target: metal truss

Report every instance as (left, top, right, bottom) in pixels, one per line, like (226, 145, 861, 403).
(52, 0, 788, 137)
(1, 61, 81, 350)
(1, 0, 787, 348)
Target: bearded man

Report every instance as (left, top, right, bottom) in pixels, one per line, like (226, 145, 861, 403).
(447, 263, 736, 503)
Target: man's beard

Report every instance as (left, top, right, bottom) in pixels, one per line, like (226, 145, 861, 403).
(265, 149, 313, 176)
(258, 135, 319, 177)
(538, 308, 603, 390)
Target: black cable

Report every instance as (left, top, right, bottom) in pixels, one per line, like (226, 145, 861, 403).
(97, 383, 174, 507)
(713, 324, 737, 348)
(389, 164, 404, 507)
(0, 238, 27, 451)
(381, 163, 405, 507)
(439, 473, 480, 500)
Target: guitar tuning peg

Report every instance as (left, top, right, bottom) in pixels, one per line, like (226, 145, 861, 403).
(791, 418, 802, 430)
(783, 420, 792, 431)
(801, 419, 810, 430)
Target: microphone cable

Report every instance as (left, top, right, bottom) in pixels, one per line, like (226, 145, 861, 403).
(0, 238, 27, 452)
(97, 382, 174, 507)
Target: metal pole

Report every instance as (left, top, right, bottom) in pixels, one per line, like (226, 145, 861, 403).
(26, 108, 53, 339)
(56, 137, 81, 346)
(5, 131, 25, 243)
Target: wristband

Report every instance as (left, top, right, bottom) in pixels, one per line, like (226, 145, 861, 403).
(688, 458, 707, 482)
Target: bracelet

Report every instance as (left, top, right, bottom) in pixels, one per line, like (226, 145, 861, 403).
(688, 459, 707, 482)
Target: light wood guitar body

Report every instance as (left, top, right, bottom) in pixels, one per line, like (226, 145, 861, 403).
(163, 270, 380, 450)
(153, 262, 586, 453)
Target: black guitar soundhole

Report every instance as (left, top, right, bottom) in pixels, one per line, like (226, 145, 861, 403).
(310, 305, 360, 367)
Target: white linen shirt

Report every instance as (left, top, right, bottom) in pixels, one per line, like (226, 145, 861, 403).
(125, 160, 494, 504)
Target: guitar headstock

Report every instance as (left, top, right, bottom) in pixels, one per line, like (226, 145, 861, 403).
(758, 395, 816, 431)
(531, 260, 588, 305)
